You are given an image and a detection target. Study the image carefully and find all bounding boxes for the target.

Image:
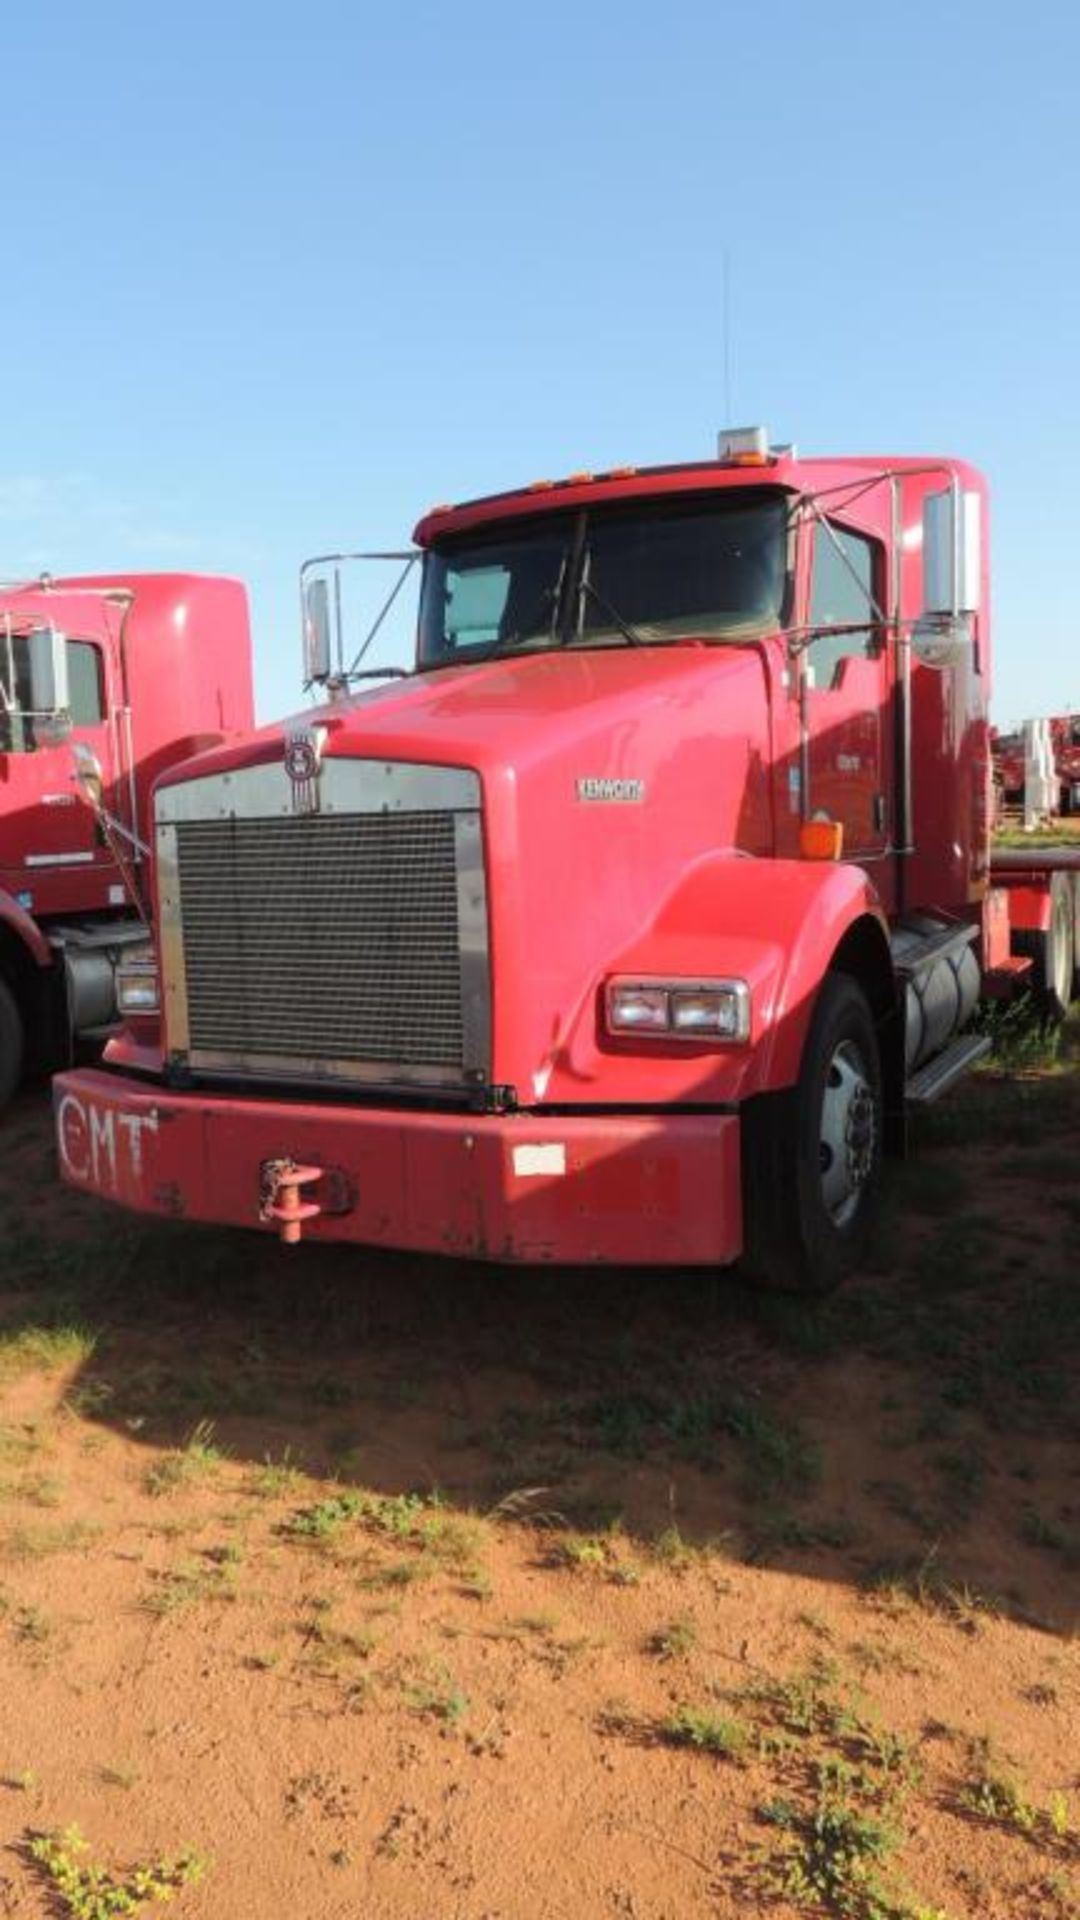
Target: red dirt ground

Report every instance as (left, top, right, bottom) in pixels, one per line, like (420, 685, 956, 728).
(0, 1063, 1077, 1919)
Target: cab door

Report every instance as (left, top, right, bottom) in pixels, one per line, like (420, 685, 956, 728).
(802, 515, 892, 872)
(0, 630, 117, 909)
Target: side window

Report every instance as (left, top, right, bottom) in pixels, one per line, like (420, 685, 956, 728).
(808, 521, 882, 691)
(67, 641, 105, 726)
(0, 636, 104, 752)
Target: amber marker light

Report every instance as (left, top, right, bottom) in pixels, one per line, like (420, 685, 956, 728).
(800, 819, 845, 860)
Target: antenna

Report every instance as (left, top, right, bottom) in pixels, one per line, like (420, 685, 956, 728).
(723, 250, 733, 424)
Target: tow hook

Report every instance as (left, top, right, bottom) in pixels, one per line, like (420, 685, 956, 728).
(260, 1158, 324, 1245)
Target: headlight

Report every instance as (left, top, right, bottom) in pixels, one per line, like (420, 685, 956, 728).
(605, 977, 750, 1043)
(116, 945, 159, 1016)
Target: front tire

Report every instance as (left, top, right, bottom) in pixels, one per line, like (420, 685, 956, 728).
(0, 977, 24, 1114)
(742, 973, 883, 1294)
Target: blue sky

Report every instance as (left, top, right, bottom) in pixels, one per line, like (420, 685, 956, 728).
(2, 0, 1077, 726)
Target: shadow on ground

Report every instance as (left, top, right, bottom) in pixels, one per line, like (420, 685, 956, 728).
(2, 1045, 1078, 1637)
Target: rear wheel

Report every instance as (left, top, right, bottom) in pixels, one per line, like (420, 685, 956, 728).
(0, 977, 24, 1114)
(1014, 872, 1075, 1022)
(742, 973, 883, 1294)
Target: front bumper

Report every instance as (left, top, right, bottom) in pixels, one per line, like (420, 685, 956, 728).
(52, 1068, 743, 1267)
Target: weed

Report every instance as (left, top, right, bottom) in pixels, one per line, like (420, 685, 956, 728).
(13, 1605, 52, 1647)
(282, 1493, 364, 1542)
(664, 1706, 747, 1759)
(98, 1766, 139, 1791)
(245, 1452, 305, 1500)
(0, 1324, 97, 1382)
(4, 1519, 98, 1559)
(144, 1422, 224, 1497)
(140, 1556, 236, 1615)
(405, 1667, 469, 1728)
(756, 1787, 934, 1920)
(647, 1617, 697, 1661)
(3, 1768, 38, 1792)
(864, 1547, 1001, 1629)
(547, 1531, 610, 1571)
(959, 1751, 1074, 1851)
(28, 1823, 207, 1917)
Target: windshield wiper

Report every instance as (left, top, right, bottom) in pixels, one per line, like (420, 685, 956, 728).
(575, 575, 644, 647)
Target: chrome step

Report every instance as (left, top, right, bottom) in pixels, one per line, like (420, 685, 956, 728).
(906, 1033, 992, 1105)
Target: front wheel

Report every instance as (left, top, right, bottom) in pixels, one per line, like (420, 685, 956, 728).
(742, 973, 883, 1294)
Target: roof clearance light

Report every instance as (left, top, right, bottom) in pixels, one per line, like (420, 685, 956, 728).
(527, 479, 555, 491)
(717, 424, 770, 462)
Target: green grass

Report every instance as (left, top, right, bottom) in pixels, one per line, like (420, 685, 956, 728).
(28, 1824, 207, 1918)
(663, 1705, 748, 1758)
(0, 1324, 97, 1381)
(143, 1421, 224, 1497)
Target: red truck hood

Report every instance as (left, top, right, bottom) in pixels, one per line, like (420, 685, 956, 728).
(160, 643, 772, 787)
(157, 643, 780, 1104)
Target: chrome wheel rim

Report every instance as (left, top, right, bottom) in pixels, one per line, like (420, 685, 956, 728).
(1051, 888, 1072, 1007)
(819, 1040, 876, 1229)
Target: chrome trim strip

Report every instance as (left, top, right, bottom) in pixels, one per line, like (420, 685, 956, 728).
(156, 819, 190, 1055)
(182, 1049, 468, 1091)
(455, 810, 491, 1077)
(156, 758, 481, 823)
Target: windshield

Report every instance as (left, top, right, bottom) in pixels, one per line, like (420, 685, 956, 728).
(417, 492, 788, 666)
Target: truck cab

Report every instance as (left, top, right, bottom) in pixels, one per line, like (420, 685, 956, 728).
(50, 436, 1067, 1292)
(0, 574, 252, 1109)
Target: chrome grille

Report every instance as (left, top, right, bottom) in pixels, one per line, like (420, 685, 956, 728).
(157, 759, 489, 1089)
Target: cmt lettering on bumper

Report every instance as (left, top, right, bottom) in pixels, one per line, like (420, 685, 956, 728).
(56, 1088, 162, 1195)
(52, 1069, 744, 1267)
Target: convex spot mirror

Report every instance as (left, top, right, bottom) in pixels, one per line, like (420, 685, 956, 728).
(71, 741, 104, 808)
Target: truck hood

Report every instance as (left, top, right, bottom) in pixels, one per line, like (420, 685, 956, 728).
(158, 644, 782, 1105)
(160, 643, 774, 790)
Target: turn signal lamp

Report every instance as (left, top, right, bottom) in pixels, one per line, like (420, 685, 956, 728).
(799, 819, 844, 861)
(606, 977, 751, 1043)
(116, 944, 160, 1016)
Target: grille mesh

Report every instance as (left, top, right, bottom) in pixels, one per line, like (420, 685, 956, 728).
(175, 812, 466, 1071)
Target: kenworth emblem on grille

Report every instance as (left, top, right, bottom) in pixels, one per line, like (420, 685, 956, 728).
(575, 776, 645, 803)
(283, 725, 327, 814)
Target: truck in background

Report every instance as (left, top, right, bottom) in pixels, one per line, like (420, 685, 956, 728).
(992, 714, 1080, 819)
(0, 573, 253, 1111)
(50, 434, 1080, 1291)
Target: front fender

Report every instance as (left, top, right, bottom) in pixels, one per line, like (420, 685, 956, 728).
(599, 853, 892, 1102)
(0, 889, 52, 969)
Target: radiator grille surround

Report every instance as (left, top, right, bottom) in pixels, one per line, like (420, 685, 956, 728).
(156, 759, 489, 1090)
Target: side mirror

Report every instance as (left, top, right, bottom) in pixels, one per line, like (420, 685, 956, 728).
(914, 485, 981, 669)
(302, 576, 333, 685)
(27, 625, 71, 717)
(921, 486, 981, 618)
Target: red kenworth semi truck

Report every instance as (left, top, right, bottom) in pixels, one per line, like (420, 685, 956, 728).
(0, 573, 253, 1111)
(50, 434, 1079, 1290)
